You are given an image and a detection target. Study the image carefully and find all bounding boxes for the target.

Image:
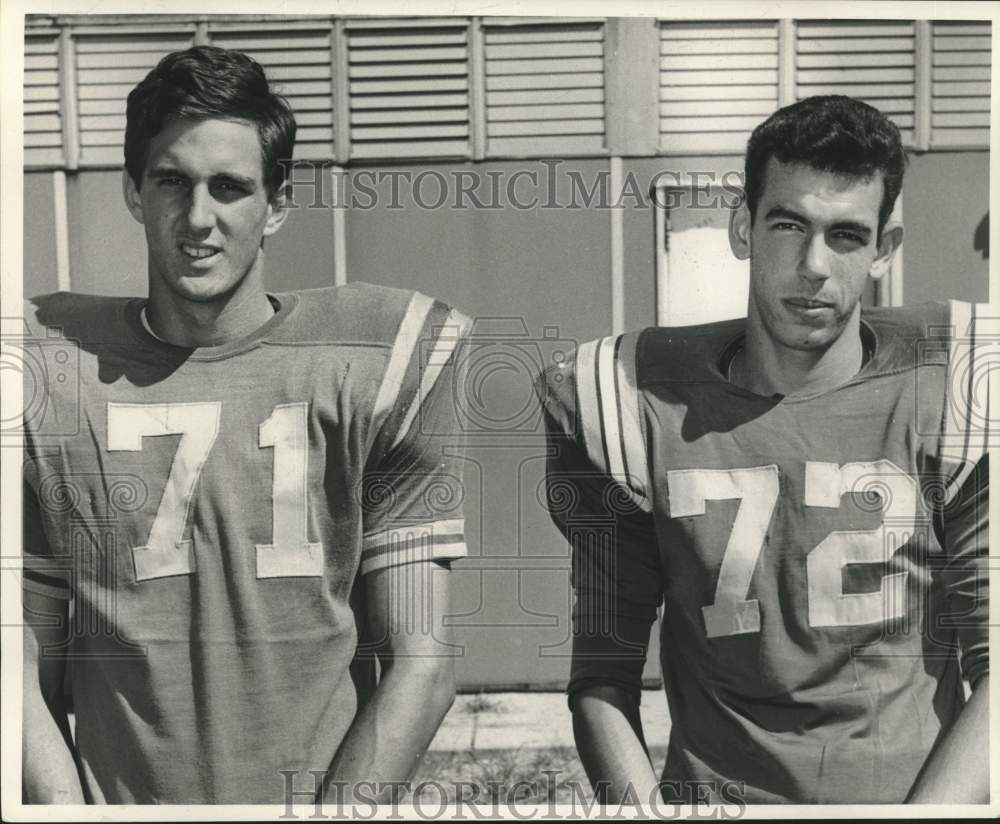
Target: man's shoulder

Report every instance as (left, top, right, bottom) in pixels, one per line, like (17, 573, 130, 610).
(536, 318, 744, 413)
(280, 283, 469, 348)
(862, 300, 988, 376)
(862, 300, 951, 341)
(23, 291, 134, 347)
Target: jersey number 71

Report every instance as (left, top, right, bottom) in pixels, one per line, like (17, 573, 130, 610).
(108, 401, 323, 582)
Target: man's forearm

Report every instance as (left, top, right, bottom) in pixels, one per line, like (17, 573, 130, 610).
(23, 608, 86, 804)
(572, 685, 659, 805)
(320, 659, 455, 804)
(906, 675, 989, 803)
(22, 680, 85, 803)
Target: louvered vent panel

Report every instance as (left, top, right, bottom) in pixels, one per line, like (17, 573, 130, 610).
(25, 32, 63, 167)
(209, 28, 334, 160)
(659, 20, 779, 154)
(347, 23, 471, 159)
(795, 20, 916, 145)
(484, 21, 606, 156)
(931, 21, 991, 148)
(76, 31, 195, 166)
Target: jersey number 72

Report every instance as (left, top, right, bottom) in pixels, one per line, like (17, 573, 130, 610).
(668, 461, 918, 638)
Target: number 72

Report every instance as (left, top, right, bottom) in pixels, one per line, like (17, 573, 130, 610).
(667, 462, 918, 638)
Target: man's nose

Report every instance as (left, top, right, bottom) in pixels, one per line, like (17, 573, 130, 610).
(185, 185, 216, 232)
(800, 233, 832, 281)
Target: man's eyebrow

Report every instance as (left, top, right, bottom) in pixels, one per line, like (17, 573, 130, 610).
(830, 219, 873, 237)
(148, 166, 187, 179)
(764, 206, 873, 236)
(146, 168, 257, 189)
(212, 173, 257, 188)
(763, 206, 809, 224)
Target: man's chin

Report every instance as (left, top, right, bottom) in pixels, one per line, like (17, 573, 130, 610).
(168, 272, 239, 302)
(781, 325, 845, 352)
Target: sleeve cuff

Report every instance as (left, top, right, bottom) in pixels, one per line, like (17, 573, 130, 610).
(22, 566, 72, 600)
(961, 640, 989, 689)
(360, 518, 466, 575)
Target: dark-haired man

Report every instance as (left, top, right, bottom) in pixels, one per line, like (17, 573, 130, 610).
(538, 96, 989, 804)
(22, 46, 469, 804)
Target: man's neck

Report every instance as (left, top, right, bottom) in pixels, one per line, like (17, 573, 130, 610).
(145, 280, 276, 348)
(738, 314, 865, 398)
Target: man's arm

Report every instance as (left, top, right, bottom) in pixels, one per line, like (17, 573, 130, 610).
(905, 675, 988, 803)
(321, 297, 470, 803)
(536, 337, 664, 805)
(321, 561, 455, 804)
(22, 587, 85, 803)
(906, 452, 990, 803)
(572, 685, 659, 804)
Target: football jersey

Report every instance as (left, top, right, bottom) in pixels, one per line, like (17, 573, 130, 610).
(537, 301, 990, 804)
(21, 284, 470, 804)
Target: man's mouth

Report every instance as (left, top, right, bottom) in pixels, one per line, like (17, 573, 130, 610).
(181, 244, 221, 261)
(784, 298, 835, 311)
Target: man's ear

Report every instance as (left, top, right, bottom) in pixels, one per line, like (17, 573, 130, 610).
(869, 221, 903, 281)
(122, 169, 145, 224)
(729, 200, 752, 260)
(262, 181, 292, 238)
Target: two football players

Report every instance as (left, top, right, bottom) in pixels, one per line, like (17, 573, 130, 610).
(22, 46, 469, 804)
(539, 96, 989, 804)
(21, 44, 989, 808)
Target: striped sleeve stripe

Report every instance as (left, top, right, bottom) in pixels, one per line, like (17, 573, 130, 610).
(575, 335, 651, 512)
(391, 310, 471, 449)
(616, 332, 650, 504)
(596, 336, 624, 483)
(361, 518, 466, 575)
(368, 292, 435, 451)
(575, 339, 604, 471)
(942, 300, 993, 501)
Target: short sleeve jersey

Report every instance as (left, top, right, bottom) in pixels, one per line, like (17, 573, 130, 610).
(21, 284, 470, 803)
(538, 301, 990, 803)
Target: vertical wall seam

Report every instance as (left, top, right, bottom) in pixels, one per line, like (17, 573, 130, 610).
(778, 19, 796, 107)
(469, 18, 486, 161)
(333, 19, 351, 164)
(58, 26, 79, 171)
(194, 19, 209, 46)
(53, 170, 71, 292)
(610, 156, 625, 335)
(332, 165, 347, 286)
(914, 20, 932, 152)
(654, 179, 668, 327)
(888, 199, 904, 306)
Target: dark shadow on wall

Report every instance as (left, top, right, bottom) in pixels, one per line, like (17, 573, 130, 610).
(974, 212, 989, 259)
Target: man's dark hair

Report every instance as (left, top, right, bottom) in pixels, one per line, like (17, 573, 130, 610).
(743, 95, 907, 235)
(125, 45, 296, 196)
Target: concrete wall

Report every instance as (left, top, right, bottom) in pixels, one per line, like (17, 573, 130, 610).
(21, 147, 990, 689)
(901, 151, 990, 304)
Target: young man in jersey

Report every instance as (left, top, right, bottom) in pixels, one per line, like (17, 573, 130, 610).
(538, 96, 989, 804)
(22, 46, 469, 804)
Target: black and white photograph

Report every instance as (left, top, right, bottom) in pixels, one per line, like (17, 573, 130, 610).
(1, 0, 995, 818)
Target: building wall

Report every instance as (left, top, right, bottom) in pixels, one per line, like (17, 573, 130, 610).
(22, 145, 989, 688)
(902, 151, 990, 304)
(24, 173, 59, 297)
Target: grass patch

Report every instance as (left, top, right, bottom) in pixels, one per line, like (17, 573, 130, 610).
(414, 746, 668, 804)
(461, 692, 505, 715)
(415, 747, 584, 803)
